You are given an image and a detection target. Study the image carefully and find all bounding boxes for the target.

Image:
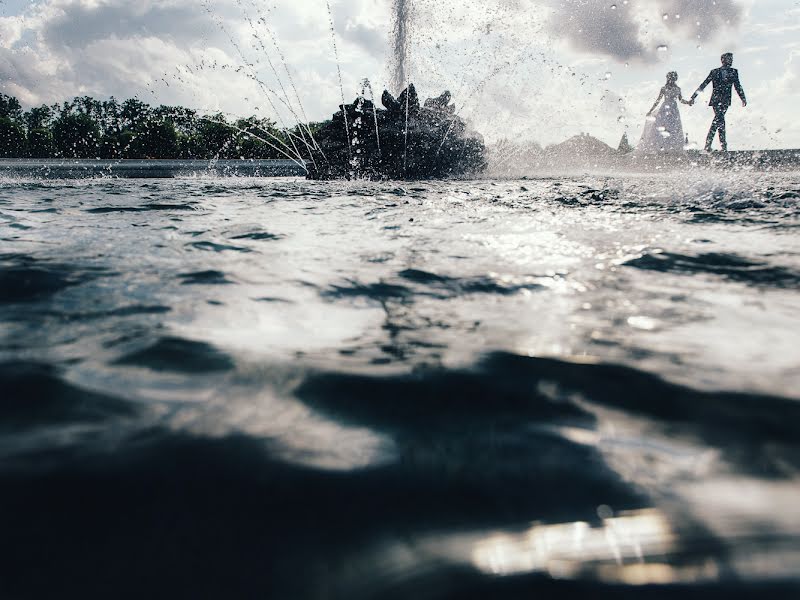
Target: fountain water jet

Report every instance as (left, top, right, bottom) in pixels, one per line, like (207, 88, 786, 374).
(392, 0, 412, 94)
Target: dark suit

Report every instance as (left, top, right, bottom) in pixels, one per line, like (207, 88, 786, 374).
(695, 68, 746, 151)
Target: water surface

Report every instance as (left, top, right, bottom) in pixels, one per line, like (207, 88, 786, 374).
(1, 173, 799, 598)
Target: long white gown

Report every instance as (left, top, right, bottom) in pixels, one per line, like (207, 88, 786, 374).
(637, 85, 685, 153)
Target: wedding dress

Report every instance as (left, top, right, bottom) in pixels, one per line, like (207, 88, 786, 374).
(637, 85, 686, 153)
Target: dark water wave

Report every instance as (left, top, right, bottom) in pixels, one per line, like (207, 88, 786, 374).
(229, 230, 284, 241)
(178, 270, 234, 285)
(0, 253, 108, 303)
(0, 361, 137, 430)
(188, 240, 253, 253)
(0, 352, 798, 598)
(85, 202, 199, 213)
(624, 251, 800, 289)
(31, 305, 171, 321)
(325, 269, 544, 303)
(113, 336, 236, 373)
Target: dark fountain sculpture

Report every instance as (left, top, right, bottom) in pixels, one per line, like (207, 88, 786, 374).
(305, 84, 486, 180)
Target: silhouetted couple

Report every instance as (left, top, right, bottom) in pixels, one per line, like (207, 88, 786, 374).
(639, 53, 747, 153)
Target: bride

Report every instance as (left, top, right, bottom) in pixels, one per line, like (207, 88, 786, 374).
(637, 71, 692, 153)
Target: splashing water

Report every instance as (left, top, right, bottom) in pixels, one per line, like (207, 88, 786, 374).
(361, 78, 382, 155)
(326, 0, 352, 161)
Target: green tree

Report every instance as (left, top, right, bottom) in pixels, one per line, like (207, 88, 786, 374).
(192, 114, 235, 158)
(0, 92, 298, 160)
(119, 98, 152, 130)
(128, 117, 180, 159)
(27, 128, 55, 158)
(234, 116, 286, 159)
(98, 98, 125, 158)
(52, 113, 101, 158)
(24, 105, 54, 131)
(0, 117, 25, 157)
(0, 94, 23, 121)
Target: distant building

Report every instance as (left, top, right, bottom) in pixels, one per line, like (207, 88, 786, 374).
(618, 132, 633, 154)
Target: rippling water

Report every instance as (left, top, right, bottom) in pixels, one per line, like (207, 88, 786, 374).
(1, 172, 799, 598)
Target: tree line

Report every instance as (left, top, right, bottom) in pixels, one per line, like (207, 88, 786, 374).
(0, 93, 316, 160)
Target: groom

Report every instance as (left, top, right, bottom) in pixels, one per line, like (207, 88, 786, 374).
(690, 53, 747, 152)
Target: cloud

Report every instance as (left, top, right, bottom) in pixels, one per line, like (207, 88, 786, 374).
(339, 22, 386, 56)
(776, 50, 800, 94)
(36, 0, 230, 50)
(0, 0, 387, 122)
(0, 15, 24, 46)
(657, 0, 741, 41)
(546, 0, 743, 64)
(547, 1, 649, 63)
(333, 0, 388, 57)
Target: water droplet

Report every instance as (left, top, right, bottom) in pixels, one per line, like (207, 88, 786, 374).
(610, 4, 616, 9)
(657, 45, 668, 52)
(662, 13, 669, 20)
(617, 116, 625, 123)
(597, 505, 614, 519)
(604, 71, 612, 79)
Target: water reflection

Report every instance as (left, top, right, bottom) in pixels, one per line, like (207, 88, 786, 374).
(471, 509, 676, 581)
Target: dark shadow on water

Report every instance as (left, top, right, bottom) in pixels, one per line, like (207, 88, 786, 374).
(0, 353, 798, 598)
(112, 336, 235, 373)
(178, 270, 233, 285)
(323, 269, 544, 304)
(624, 251, 800, 289)
(85, 203, 198, 214)
(37, 305, 171, 321)
(0, 362, 137, 430)
(252, 296, 293, 303)
(187, 241, 253, 253)
(229, 231, 284, 241)
(0, 253, 107, 303)
(325, 280, 413, 301)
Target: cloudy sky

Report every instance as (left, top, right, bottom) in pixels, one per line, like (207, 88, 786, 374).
(1, 0, 798, 149)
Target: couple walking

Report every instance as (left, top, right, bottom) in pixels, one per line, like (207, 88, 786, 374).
(638, 53, 747, 153)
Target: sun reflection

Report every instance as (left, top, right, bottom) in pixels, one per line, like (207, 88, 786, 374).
(471, 509, 676, 582)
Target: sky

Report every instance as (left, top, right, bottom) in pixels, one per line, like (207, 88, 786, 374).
(1, 0, 798, 149)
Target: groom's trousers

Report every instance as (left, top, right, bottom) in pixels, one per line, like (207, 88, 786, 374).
(705, 103, 729, 151)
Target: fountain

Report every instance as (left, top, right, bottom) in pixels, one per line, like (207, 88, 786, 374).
(304, 0, 486, 180)
(305, 84, 486, 180)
